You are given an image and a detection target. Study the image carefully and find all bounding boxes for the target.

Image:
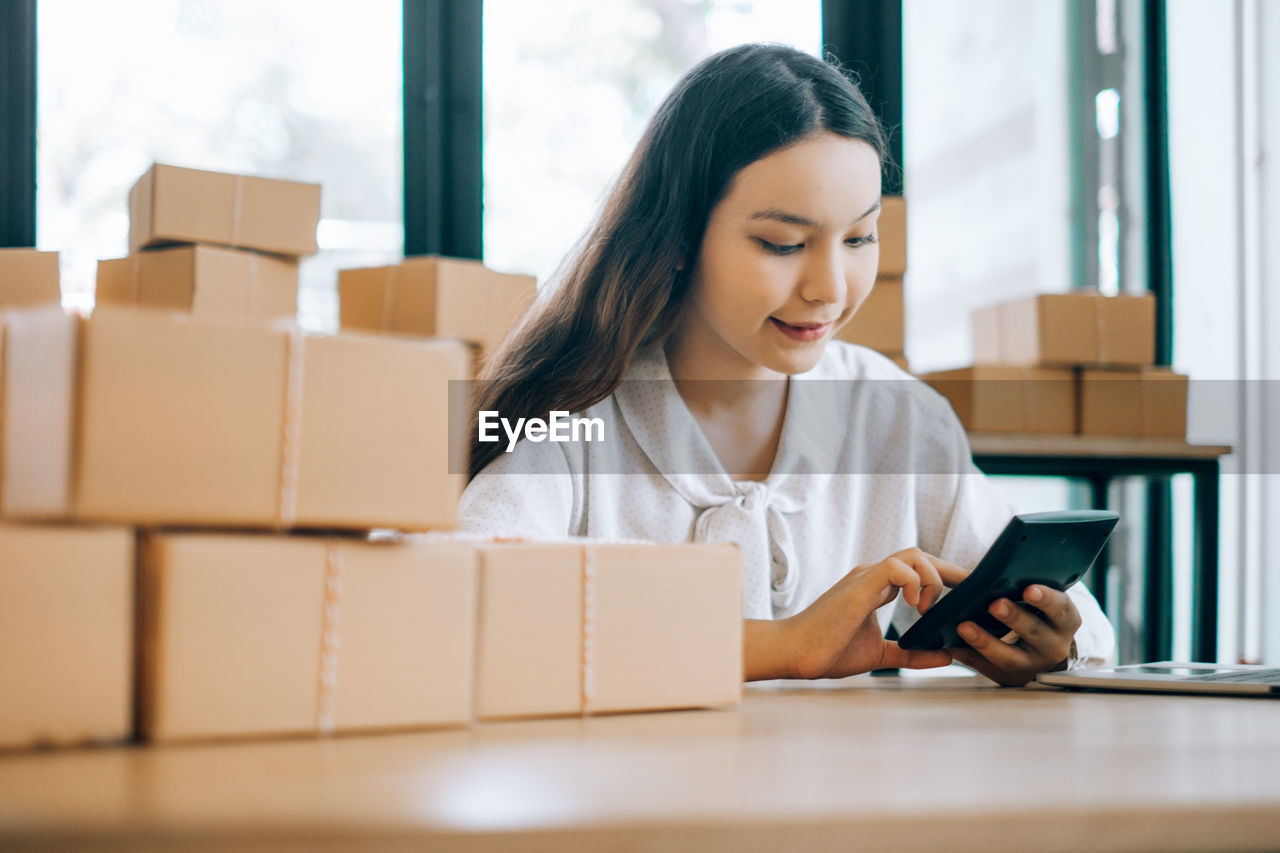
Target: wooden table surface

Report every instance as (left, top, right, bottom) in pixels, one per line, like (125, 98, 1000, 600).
(2, 674, 1278, 851)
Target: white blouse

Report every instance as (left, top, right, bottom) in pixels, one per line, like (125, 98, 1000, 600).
(458, 341, 1115, 667)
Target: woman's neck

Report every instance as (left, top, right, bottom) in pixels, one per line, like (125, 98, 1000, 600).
(663, 327, 789, 481)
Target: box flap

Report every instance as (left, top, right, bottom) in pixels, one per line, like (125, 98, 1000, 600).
(292, 332, 468, 530)
(386, 257, 440, 335)
(434, 257, 494, 346)
(127, 165, 157, 254)
(836, 277, 903, 353)
(236, 175, 321, 257)
(0, 523, 134, 748)
(337, 265, 396, 331)
(588, 544, 742, 713)
(140, 533, 327, 742)
(148, 164, 237, 249)
(75, 307, 289, 525)
(0, 249, 61, 308)
(333, 539, 476, 730)
(475, 544, 583, 720)
(1, 306, 80, 518)
(877, 195, 907, 276)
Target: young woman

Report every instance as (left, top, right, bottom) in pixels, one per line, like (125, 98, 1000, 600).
(460, 43, 1114, 685)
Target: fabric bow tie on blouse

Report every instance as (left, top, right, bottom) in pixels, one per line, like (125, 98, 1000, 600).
(613, 346, 828, 620)
(691, 480, 800, 619)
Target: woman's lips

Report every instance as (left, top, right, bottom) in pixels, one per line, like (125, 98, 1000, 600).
(770, 317, 832, 342)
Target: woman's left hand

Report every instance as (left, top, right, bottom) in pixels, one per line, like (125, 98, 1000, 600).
(946, 584, 1082, 686)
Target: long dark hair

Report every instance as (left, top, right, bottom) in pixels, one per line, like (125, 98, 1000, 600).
(470, 43, 888, 479)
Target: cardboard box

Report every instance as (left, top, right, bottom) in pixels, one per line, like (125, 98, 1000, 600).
(0, 523, 133, 750)
(0, 317, 5, 490)
(474, 542, 742, 720)
(1078, 367, 1188, 438)
(339, 255, 537, 358)
(878, 196, 907, 276)
(0, 249, 60, 308)
(836, 277, 903, 353)
(921, 366, 1076, 434)
(138, 533, 475, 742)
(97, 245, 297, 321)
(1, 305, 468, 531)
(972, 291, 1155, 367)
(129, 164, 321, 257)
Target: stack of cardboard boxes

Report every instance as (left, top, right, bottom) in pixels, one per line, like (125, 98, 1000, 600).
(921, 291, 1189, 438)
(0, 165, 742, 751)
(835, 195, 909, 371)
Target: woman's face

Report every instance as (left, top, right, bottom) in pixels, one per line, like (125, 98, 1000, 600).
(675, 131, 883, 379)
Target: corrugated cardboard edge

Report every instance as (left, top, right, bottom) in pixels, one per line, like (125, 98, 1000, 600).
(1, 307, 81, 519)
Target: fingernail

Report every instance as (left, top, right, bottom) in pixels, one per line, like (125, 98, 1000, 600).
(1026, 585, 1044, 602)
(958, 623, 977, 640)
(992, 600, 1009, 617)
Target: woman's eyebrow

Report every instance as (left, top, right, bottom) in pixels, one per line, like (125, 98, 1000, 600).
(750, 208, 817, 226)
(749, 200, 882, 228)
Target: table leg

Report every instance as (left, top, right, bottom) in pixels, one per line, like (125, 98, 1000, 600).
(1144, 480, 1173, 662)
(1192, 463, 1220, 662)
(1088, 476, 1111, 614)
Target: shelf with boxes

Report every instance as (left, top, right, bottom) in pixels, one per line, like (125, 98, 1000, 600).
(0, 164, 743, 752)
(921, 290, 1189, 440)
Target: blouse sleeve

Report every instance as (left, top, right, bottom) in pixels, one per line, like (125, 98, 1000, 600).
(894, 395, 1117, 669)
(456, 437, 579, 539)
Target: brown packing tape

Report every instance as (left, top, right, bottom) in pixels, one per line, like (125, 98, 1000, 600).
(246, 253, 259, 318)
(1093, 297, 1109, 364)
(381, 265, 400, 331)
(230, 174, 244, 249)
(316, 542, 344, 735)
(277, 327, 305, 529)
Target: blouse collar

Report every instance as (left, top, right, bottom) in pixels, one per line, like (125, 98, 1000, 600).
(612, 343, 836, 513)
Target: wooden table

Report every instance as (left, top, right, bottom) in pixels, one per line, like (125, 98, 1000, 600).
(969, 433, 1232, 662)
(3, 675, 1277, 851)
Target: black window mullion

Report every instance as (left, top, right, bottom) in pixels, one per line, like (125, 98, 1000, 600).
(1, 0, 37, 248)
(822, 0, 904, 195)
(1143, 0, 1173, 365)
(403, 0, 483, 260)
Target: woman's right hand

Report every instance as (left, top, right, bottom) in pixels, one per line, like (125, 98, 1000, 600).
(745, 548, 963, 681)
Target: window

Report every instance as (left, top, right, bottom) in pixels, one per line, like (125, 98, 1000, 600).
(482, 0, 822, 286)
(37, 0, 402, 331)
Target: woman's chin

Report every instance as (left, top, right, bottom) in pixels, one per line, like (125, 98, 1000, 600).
(763, 340, 828, 376)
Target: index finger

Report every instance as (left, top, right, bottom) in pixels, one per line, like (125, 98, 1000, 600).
(930, 556, 970, 588)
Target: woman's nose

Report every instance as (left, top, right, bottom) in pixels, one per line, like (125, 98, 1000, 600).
(798, 245, 847, 305)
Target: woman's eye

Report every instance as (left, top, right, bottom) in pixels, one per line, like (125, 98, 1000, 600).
(757, 239, 802, 255)
(846, 234, 878, 248)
